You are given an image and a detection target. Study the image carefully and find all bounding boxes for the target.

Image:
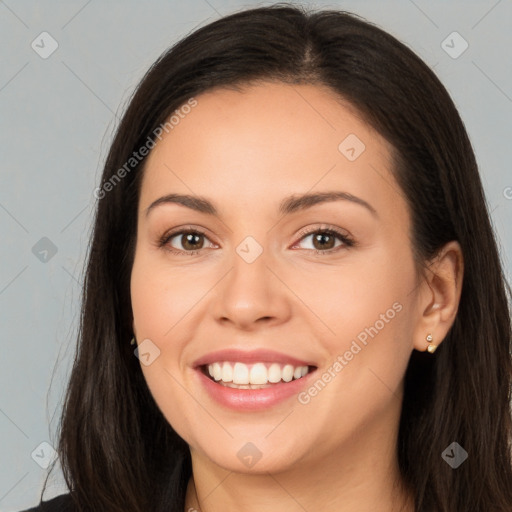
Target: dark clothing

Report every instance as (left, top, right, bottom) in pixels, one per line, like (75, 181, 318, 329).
(20, 493, 75, 512)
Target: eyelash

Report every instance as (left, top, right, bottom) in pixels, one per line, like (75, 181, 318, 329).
(158, 225, 355, 257)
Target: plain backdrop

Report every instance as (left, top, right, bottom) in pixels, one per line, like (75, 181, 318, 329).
(0, 1, 511, 510)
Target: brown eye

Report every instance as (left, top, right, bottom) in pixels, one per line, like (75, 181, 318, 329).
(170, 231, 206, 251)
(310, 232, 337, 251)
(159, 228, 216, 256)
(293, 228, 354, 255)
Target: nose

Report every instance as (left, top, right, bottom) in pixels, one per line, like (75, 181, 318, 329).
(212, 245, 292, 331)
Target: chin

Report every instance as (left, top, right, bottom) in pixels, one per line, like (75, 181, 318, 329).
(186, 427, 311, 474)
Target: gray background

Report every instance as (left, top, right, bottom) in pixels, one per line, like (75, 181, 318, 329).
(0, 1, 511, 510)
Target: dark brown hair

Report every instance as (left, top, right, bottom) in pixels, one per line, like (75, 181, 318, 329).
(39, 3, 512, 511)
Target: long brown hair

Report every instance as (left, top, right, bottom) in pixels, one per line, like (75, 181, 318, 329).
(39, 3, 512, 511)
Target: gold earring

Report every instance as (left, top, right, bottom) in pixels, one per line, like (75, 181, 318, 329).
(130, 336, 136, 346)
(426, 333, 437, 353)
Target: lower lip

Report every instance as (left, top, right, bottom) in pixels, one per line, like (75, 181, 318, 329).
(195, 367, 316, 411)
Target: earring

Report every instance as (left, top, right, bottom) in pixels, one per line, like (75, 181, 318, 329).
(130, 336, 136, 346)
(426, 333, 437, 354)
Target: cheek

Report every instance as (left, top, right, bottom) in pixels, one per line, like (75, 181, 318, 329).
(301, 246, 416, 404)
(130, 251, 203, 343)
(130, 253, 199, 438)
(294, 247, 414, 347)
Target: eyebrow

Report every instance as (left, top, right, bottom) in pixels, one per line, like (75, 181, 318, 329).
(145, 191, 378, 218)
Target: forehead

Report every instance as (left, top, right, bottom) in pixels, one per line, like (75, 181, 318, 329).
(139, 81, 405, 224)
(146, 80, 385, 162)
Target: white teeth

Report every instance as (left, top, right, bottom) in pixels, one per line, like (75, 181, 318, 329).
(233, 362, 249, 384)
(249, 363, 268, 385)
(268, 363, 282, 383)
(212, 362, 222, 381)
(206, 361, 311, 385)
(282, 364, 294, 382)
(221, 362, 233, 382)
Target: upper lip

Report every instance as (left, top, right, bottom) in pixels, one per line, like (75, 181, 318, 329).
(192, 349, 317, 368)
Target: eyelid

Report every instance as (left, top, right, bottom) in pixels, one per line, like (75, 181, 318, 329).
(160, 224, 211, 240)
(291, 224, 354, 251)
(159, 225, 215, 247)
(295, 223, 351, 241)
(159, 223, 354, 255)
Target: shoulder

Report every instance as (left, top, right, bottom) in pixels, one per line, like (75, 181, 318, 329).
(18, 493, 76, 512)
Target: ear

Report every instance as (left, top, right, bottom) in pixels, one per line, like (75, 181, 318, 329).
(412, 240, 464, 352)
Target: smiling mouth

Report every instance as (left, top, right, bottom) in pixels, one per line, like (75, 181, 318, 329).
(200, 361, 317, 389)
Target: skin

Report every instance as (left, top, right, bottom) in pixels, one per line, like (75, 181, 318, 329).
(130, 81, 464, 512)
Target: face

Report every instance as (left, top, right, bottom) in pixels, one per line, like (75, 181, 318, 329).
(130, 81, 422, 474)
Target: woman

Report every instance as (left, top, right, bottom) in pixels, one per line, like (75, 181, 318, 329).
(22, 3, 512, 512)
